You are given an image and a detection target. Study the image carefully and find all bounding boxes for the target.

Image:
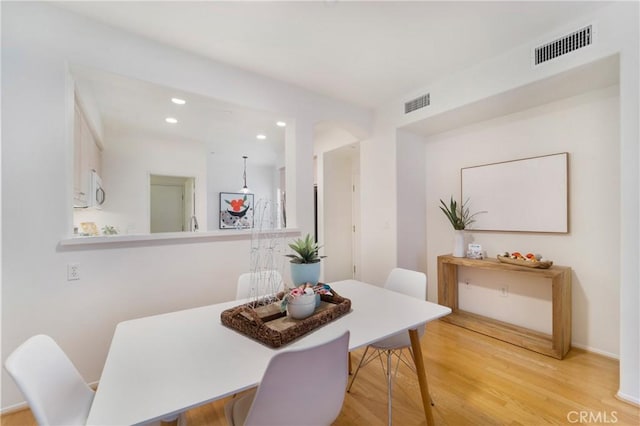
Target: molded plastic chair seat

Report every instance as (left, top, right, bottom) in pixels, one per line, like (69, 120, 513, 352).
(369, 327, 423, 350)
(4, 335, 95, 426)
(236, 270, 284, 300)
(370, 267, 427, 349)
(225, 331, 350, 426)
(347, 268, 428, 425)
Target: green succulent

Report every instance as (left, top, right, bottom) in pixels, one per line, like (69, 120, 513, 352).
(286, 234, 326, 264)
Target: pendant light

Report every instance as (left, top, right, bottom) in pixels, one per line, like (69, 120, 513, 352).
(240, 155, 251, 194)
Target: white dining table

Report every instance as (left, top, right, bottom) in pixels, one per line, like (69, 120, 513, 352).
(86, 279, 451, 426)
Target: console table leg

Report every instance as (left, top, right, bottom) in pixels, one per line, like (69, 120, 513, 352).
(409, 328, 434, 426)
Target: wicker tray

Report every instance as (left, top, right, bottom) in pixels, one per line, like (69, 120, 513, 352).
(220, 291, 351, 348)
(497, 255, 553, 269)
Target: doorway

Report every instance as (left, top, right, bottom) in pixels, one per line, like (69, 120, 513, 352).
(321, 144, 360, 281)
(149, 174, 196, 233)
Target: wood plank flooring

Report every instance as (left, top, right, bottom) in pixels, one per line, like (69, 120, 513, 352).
(2, 320, 638, 425)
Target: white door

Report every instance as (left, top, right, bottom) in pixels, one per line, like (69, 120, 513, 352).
(150, 184, 184, 233)
(351, 163, 361, 280)
(322, 144, 360, 282)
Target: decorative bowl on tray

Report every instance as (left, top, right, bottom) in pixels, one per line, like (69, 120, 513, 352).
(497, 252, 553, 269)
(286, 293, 317, 319)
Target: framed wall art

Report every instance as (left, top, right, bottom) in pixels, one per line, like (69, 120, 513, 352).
(461, 152, 568, 233)
(219, 192, 254, 229)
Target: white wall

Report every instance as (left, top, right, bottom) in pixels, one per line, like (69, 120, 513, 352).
(1, 2, 371, 410)
(396, 130, 427, 276)
(358, 110, 398, 286)
(206, 157, 277, 230)
(615, 3, 640, 405)
(426, 86, 620, 350)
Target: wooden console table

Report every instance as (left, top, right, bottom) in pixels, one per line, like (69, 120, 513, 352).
(437, 255, 571, 359)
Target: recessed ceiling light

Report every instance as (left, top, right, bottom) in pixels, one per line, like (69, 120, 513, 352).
(256, 134, 267, 140)
(171, 98, 186, 105)
(165, 117, 178, 124)
(276, 121, 286, 127)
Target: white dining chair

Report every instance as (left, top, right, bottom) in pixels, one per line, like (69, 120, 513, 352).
(347, 267, 429, 425)
(236, 270, 284, 300)
(225, 331, 350, 426)
(4, 334, 95, 426)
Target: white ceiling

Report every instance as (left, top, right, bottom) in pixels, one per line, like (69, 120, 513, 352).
(57, 1, 609, 108)
(72, 65, 286, 165)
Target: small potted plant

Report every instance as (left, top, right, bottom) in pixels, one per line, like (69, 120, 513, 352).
(286, 234, 326, 285)
(440, 197, 485, 257)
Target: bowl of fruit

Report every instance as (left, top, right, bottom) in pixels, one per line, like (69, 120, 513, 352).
(497, 251, 553, 269)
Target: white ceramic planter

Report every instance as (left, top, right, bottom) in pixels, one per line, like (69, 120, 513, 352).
(287, 294, 317, 319)
(453, 230, 466, 257)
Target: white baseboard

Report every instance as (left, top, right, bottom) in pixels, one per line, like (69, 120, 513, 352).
(0, 401, 29, 415)
(571, 342, 619, 359)
(616, 390, 640, 406)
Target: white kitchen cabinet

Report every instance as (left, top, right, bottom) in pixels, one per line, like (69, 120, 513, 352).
(73, 99, 102, 206)
(73, 106, 84, 203)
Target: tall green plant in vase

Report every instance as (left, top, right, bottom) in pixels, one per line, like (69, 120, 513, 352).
(439, 197, 485, 257)
(439, 197, 485, 230)
(286, 234, 326, 285)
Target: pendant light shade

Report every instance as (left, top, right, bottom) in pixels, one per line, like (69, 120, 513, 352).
(240, 155, 251, 194)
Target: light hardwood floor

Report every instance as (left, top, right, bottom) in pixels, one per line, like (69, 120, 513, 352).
(2, 320, 638, 425)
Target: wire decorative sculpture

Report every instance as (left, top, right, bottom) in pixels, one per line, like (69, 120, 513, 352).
(246, 198, 287, 308)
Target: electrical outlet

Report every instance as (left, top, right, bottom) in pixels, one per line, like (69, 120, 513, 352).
(67, 263, 80, 281)
(499, 286, 508, 297)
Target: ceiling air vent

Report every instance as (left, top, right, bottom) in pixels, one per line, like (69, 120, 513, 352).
(535, 25, 592, 66)
(404, 93, 430, 114)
